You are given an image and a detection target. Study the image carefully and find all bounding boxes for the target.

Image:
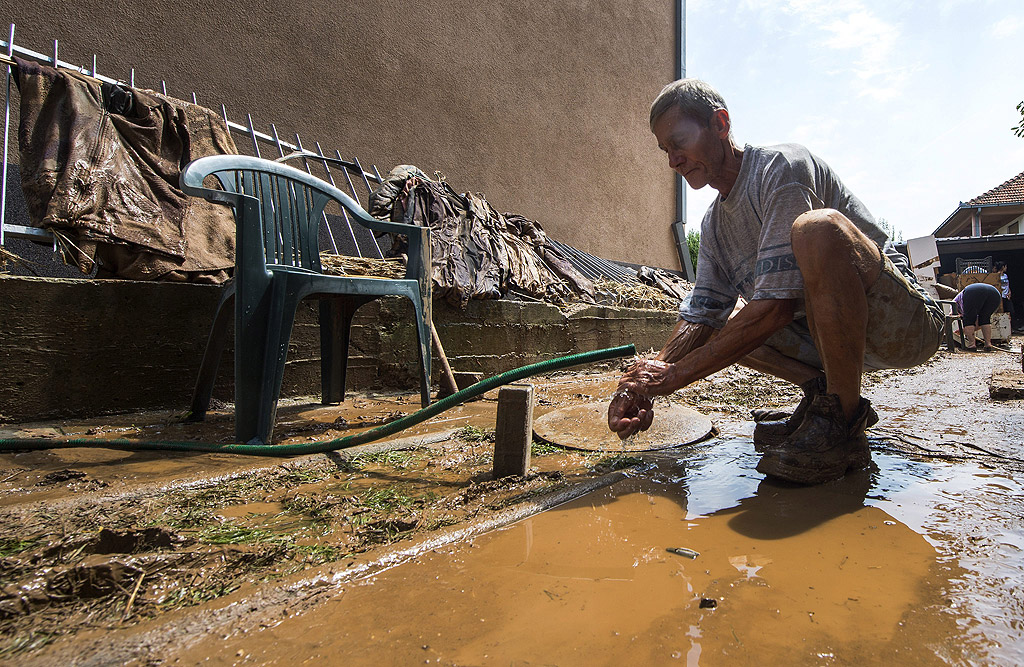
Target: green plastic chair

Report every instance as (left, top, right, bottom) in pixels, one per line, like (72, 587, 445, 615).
(180, 154, 432, 445)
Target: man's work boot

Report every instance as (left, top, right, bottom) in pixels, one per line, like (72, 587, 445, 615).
(755, 393, 875, 485)
(752, 377, 826, 452)
(750, 407, 790, 422)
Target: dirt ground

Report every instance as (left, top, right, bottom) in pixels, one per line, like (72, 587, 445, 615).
(1, 342, 1022, 664)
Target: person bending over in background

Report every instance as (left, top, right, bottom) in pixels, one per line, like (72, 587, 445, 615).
(954, 282, 1002, 352)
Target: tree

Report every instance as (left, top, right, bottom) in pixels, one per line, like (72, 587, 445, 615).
(877, 217, 904, 244)
(687, 229, 700, 272)
(1014, 101, 1024, 138)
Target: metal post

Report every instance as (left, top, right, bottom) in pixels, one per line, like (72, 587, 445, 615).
(673, 0, 695, 281)
(312, 140, 345, 254)
(351, 155, 385, 259)
(246, 113, 261, 158)
(1, 23, 15, 246)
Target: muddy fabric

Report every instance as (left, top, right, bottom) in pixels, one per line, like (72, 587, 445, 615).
(14, 57, 236, 282)
(637, 265, 691, 302)
(370, 166, 595, 308)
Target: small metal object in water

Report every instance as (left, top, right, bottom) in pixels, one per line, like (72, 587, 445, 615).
(666, 547, 699, 559)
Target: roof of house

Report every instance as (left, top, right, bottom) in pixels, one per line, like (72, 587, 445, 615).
(963, 170, 1024, 207)
(934, 169, 1024, 237)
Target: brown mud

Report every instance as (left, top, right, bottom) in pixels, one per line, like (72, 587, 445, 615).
(1, 346, 1023, 664)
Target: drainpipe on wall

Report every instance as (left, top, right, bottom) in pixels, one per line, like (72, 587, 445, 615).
(670, 0, 696, 281)
(972, 207, 982, 237)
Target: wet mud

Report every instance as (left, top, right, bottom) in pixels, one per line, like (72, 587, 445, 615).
(176, 447, 985, 665)
(1, 347, 1023, 664)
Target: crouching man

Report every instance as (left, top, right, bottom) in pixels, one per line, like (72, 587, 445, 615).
(608, 79, 944, 484)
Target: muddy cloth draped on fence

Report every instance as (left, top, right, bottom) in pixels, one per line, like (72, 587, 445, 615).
(369, 166, 595, 309)
(13, 57, 237, 282)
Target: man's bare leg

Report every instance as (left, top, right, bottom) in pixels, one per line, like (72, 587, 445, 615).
(790, 210, 882, 422)
(739, 344, 823, 386)
(981, 324, 993, 348)
(724, 299, 823, 386)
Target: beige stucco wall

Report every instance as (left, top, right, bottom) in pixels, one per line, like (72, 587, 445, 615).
(6, 1, 680, 269)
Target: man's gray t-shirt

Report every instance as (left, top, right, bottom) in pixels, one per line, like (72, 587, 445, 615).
(680, 143, 897, 328)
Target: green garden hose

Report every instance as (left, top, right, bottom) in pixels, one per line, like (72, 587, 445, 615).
(0, 344, 635, 456)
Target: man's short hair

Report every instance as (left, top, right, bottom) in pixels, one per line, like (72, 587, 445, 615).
(649, 79, 728, 130)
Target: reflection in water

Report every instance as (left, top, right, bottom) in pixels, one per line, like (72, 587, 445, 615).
(715, 470, 873, 540)
(180, 438, 989, 665)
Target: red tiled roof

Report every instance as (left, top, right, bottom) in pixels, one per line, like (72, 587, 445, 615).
(965, 170, 1024, 206)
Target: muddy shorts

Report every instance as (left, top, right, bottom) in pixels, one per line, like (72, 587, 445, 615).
(763, 253, 945, 371)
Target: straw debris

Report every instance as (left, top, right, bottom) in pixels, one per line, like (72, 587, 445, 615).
(319, 253, 406, 279)
(593, 278, 681, 311)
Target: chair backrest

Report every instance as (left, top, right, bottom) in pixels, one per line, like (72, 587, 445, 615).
(180, 154, 429, 284)
(956, 256, 992, 275)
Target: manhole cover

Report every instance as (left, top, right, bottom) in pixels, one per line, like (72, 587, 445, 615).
(533, 401, 714, 452)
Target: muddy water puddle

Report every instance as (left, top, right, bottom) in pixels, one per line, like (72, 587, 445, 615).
(178, 438, 1021, 665)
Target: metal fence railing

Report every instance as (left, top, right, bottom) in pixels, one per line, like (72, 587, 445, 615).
(0, 22, 387, 261)
(1, 23, 657, 290)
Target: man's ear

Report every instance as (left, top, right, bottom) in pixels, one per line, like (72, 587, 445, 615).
(710, 108, 731, 138)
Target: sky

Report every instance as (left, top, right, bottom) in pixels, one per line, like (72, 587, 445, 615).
(682, 0, 1024, 240)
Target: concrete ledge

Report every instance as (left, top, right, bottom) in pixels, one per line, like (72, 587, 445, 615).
(0, 276, 676, 421)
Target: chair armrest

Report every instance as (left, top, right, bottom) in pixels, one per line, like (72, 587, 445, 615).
(936, 299, 960, 317)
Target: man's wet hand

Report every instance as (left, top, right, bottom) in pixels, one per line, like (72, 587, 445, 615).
(618, 359, 681, 396)
(607, 389, 655, 440)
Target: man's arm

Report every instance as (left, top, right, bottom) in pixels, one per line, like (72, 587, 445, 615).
(630, 298, 797, 394)
(609, 299, 795, 438)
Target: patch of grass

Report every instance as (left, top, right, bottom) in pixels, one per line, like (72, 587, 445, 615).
(158, 581, 242, 610)
(334, 449, 421, 473)
(593, 455, 645, 473)
(162, 504, 215, 529)
(0, 629, 58, 657)
(531, 440, 561, 456)
(280, 496, 339, 530)
(417, 490, 441, 505)
(456, 425, 492, 442)
(292, 543, 345, 565)
(280, 467, 326, 485)
(198, 525, 288, 546)
(357, 487, 415, 513)
(0, 537, 39, 557)
(422, 516, 461, 531)
(353, 450, 419, 469)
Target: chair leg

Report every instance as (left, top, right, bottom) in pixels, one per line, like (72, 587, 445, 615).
(319, 297, 360, 405)
(248, 282, 303, 445)
(234, 294, 271, 445)
(234, 280, 300, 446)
(414, 302, 433, 408)
(189, 288, 235, 421)
(943, 316, 956, 352)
